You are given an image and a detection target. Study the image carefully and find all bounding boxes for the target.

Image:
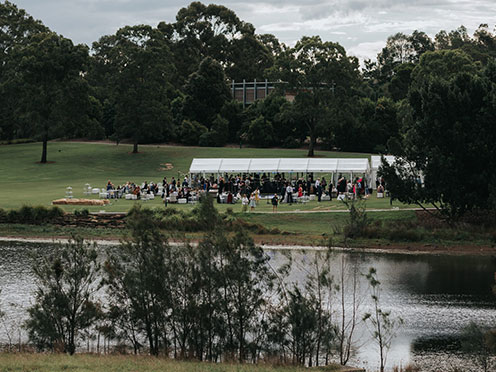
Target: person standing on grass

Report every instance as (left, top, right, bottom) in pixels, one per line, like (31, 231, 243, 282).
(347, 180, 353, 197)
(316, 178, 322, 202)
(286, 183, 293, 205)
(254, 187, 260, 204)
(249, 193, 256, 212)
(337, 175, 345, 198)
(314, 177, 320, 190)
(271, 194, 278, 212)
(242, 194, 249, 212)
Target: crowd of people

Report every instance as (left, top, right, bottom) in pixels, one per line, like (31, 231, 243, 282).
(102, 173, 386, 211)
(197, 173, 375, 198)
(104, 180, 161, 199)
(103, 177, 197, 202)
(189, 173, 383, 211)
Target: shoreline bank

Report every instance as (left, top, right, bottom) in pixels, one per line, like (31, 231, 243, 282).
(1, 236, 494, 257)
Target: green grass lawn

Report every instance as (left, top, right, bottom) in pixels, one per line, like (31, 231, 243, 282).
(3, 141, 492, 250)
(0, 210, 418, 245)
(0, 141, 404, 213)
(6, 209, 489, 250)
(241, 209, 415, 235)
(0, 353, 359, 372)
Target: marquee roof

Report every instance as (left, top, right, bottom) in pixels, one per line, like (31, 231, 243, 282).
(189, 158, 370, 174)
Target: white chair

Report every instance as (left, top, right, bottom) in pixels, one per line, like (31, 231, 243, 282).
(178, 198, 187, 204)
(125, 194, 133, 200)
(92, 188, 100, 194)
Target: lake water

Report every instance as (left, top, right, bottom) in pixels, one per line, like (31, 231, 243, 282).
(0, 241, 495, 371)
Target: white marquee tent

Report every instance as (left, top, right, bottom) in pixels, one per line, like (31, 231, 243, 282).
(371, 155, 396, 171)
(370, 155, 397, 187)
(189, 158, 370, 182)
(370, 155, 423, 188)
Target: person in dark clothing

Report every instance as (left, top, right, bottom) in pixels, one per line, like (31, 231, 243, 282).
(271, 194, 279, 212)
(337, 175, 346, 194)
(286, 183, 293, 204)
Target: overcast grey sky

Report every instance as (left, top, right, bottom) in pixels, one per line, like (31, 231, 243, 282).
(10, 0, 496, 61)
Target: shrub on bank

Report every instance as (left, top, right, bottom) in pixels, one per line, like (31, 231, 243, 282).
(126, 203, 282, 234)
(0, 205, 64, 225)
(344, 217, 496, 245)
(0, 202, 282, 234)
(386, 227, 423, 242)
(74, 209, 89, 217)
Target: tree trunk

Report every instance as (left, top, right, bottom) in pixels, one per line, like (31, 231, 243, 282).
(307, 133, 315, 157)
(149, 332, 157, 356)
(133, 141, 138, 154)
(41, 135, 48, 163)
(68, 333, 75, 355)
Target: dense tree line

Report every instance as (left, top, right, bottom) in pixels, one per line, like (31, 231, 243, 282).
(2, 1, 496, 160)
(380, 48, 496, 221)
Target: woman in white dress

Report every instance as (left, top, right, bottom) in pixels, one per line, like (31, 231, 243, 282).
(249, 193, 256, 212)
